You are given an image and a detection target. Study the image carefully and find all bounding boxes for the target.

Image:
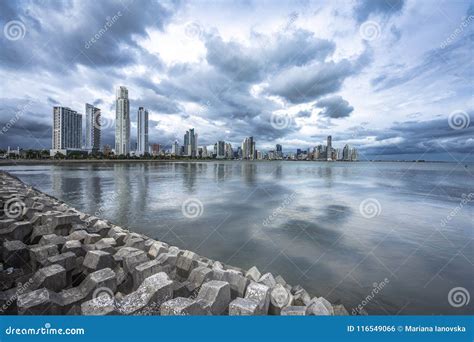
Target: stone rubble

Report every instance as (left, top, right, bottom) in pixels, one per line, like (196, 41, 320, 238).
(0, 171, 350, 316)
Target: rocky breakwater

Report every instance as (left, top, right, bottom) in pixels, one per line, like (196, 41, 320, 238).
(0, 171, 349, 316)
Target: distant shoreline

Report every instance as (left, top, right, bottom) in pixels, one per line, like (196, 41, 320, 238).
(0, 159, 459, 167)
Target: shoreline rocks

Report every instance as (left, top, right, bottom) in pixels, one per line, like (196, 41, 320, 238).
(0, 171, 350, 316)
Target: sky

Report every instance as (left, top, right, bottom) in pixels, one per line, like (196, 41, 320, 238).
(0, 0, 473, 161)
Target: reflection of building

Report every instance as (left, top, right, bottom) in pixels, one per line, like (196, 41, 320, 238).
(137, 107, 149, 156)
(85, 103, 101, 153)
(115, 86, 130, 155)
(51, 106, 82, 156)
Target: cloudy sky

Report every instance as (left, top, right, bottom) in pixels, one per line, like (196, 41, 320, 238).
(0, 0, 473, 161)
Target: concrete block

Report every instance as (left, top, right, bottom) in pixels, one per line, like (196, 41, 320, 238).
(245, 282, 270, 315)
(83, 251, 115, 272)
(281, 306, 307, 316)
(229, 297, 259, 315)
(245, 266, 261, 282)
(2, 240, 29, 267)
(269, 284, 292, 315)
(259, 272, 276, 288)
(161, 297, 208, 316)
(196, 280, 231, 315)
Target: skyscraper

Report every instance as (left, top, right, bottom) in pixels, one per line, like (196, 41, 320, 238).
(183, 128, 197, 157)
(52, 106, 82, 153)
(327, 135, 332, 161)
(85, 103, 101, 153)
(216, 140, 225, 159)
(276, 144, 282, 159)
(137, 107, 149, 156)
(115, 86, 130, 155)
(241, 137, 256, 160)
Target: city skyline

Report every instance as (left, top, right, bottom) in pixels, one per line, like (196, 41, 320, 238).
(0, 1, 473, 161)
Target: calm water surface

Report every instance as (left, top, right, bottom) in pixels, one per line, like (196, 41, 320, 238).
(3, 161, 473, 315)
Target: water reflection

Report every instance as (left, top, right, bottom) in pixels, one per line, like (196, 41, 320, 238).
(4, 161, 473, 315)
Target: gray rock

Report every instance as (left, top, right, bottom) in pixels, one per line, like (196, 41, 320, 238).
(132, 259, 163, 289)
(259, 272, 277, 288)
(188, 266, 214, 288)
(229, 297, 259, 315)
(245, 266, 261, 282)
(244, 282, 270, 315)
(306, 297, 332, 316)
(0, 221, 32, 242)
(161, 297, 208, 316)
(281, 306, 307, 316)
(83, 251, 115, 272)
(148, 241, 169, 259)
(176, 250, 199, 278)
(32, 264, 67, 292)
(61, 240, 85, 257)
(118, 272, 173, 315)
(39, 234, 66, 248)
(196, 280, 231, 315)
(2, 240, 29, 267)
(269, 284, 293, 315)
(17, 288, 63, 315)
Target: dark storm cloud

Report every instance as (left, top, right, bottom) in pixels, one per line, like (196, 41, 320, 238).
(350, 113, 474, 158)
(0, 0, 178, 71)
(353, 0, 405, 23)
(267, 60, 354, 104)
(296, 110, 312, 118)
(314, 95, 354, 119)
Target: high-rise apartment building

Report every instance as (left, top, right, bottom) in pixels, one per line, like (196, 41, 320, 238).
(327, 135, 332, 161)
(85, 103, 101, 153)
(51, 106, 82, 155)
(115, 86, 130, 155)
(137, 107, 149, 156)
(183, 128, 197, 157)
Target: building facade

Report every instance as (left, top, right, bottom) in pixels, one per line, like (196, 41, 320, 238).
(51, 106, 82, 155)
(115, 86, 130, 155)
(137, 107, 149, 156)
(85, 103, 101, 153)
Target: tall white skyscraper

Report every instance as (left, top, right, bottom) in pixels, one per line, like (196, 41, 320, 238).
(136, 107, 148, 156)
(241, 136, 255, 160)
(115, 86, 130, 155)
(52, 106, 82, 151)
(85, 103, 101, 152)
